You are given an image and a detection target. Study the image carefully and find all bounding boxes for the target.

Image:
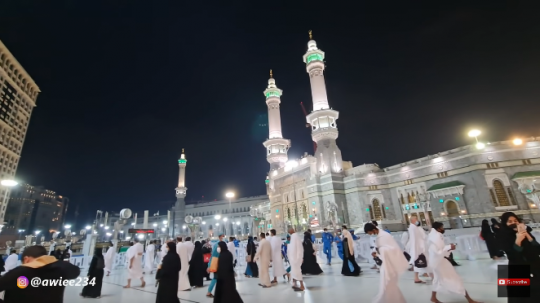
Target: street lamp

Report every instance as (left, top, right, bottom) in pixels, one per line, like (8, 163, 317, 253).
(513, 138, 523, 145)
(225, 192, 234, 215)
(214, 215, 221, 220)
(85, 225, 91, 230)
(64, 224, 71, 229)
(468, 129, 485, 149)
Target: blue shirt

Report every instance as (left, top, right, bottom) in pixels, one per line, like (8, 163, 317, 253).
(322, 232, 333, 245)
(334, 235, 342, 247)
(311, 234, 315, 243)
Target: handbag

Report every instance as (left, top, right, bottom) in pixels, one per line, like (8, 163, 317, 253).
(209, 257, 219, 273)
(203, 253, 211, 263)
(414, 253, 427, 268)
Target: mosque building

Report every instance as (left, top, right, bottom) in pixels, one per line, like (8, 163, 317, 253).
(257, 31, 540, 234)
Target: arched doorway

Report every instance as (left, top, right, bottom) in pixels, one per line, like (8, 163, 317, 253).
(445, 200, 462, 229)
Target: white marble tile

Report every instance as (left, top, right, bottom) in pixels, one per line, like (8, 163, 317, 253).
(65, 259, 506, 302)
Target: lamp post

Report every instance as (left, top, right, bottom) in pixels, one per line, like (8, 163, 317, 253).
(0, 180, 18, 233)
(468, 129, 485, 150)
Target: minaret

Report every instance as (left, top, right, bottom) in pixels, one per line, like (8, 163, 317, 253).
(303, 31, 343, 174)
(262, 70, 290, 170)
(174, 149, 187, 228)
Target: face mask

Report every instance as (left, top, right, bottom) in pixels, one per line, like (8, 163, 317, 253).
(508, 224, 517, 229)
(217, 247, 221, 253)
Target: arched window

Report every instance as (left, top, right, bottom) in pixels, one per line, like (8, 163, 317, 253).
(493, 180, 510, 206)
(372, 199, 383, 221)
(369, 206, 374, 220)
(302, 204, 307, 219)
(400, 193, 406, 204)
(287, 207, 291, 220)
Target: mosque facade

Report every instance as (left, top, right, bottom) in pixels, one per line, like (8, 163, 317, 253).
(258, 32, 540, 234)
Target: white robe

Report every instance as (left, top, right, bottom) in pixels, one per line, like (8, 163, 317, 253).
(428, 229, 466, 296)
(127, 244, 144, 279)
(255, 238, 272, 286)
(287, 233, 304, 281)
(104, 246, 116, 272)
(144, 244, 155, 273)
(4, 254, 18, 273)
(177, 242, 192, 291)
(400, 231, 410, 252)
(372, 230, 409, 303)
(159, 243, 167, 264)
(408, 223, 431, 273)
(227, 242, 236, 263)
(270, 236, 286, 277)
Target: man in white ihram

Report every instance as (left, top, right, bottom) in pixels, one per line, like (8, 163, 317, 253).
(104, 243, 116, 276)
(177, 236, 192, 291)
(364, 223, 408, 303)
(4, 249, 18, 273)
(428, 222, 481, 303)
(144, 240, 155, 275)
(269, 229, 286, 283)
(254, 232, 272, 288)
(408, 215, 432, 283)
(287, 227, 305, 291)
(124, 239, 145, 288)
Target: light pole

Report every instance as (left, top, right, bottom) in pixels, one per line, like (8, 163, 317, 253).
(468, 129, 485, 149)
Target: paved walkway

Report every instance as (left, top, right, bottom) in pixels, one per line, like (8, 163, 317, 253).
(66, 259, 506, 302)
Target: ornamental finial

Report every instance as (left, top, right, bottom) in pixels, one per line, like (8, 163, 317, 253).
(182, 148, 184, 153)
(270, 69, 273, 78)
(309, 30, 312, 40)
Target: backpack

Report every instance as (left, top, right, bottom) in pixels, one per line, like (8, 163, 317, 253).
(96, 257, 105, 270)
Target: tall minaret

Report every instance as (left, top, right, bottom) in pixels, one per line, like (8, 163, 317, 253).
(262, 70, 290, 170)
(303, 30, 343, 174)
(174, 149, 187, 227)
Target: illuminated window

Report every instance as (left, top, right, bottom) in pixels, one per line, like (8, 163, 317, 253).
(372, 199, 383, 221)
(489, 189, 498, 207)
(493, 180, 510, 206)
(507, 188, 516, 205)
(306, 53, 323, 63)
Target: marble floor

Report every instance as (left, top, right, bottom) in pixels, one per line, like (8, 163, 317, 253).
(66, 259, 507, 303)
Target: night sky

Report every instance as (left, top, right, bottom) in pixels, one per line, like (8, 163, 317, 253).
(1, 3, 539, 227)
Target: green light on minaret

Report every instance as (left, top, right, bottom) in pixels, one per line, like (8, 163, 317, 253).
(265, 91, 281, 98)
(306, 53, 323, 63)
(265, 179, 269, 184)
(178, 159, 187, 164)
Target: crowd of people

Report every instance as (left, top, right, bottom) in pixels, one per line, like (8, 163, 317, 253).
(0, 210, 536, 303)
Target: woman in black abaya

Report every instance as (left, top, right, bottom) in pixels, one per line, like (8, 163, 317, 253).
(481, 219, 504, 259)
(301, 232, 323, 275)
(214, 242, 243, 303)
(245, 236, 259, 278)
(341, 228, 361, 276)
(499, 212, 540, 303)
(156, 242, 181, 303)
(188, 241, 205, 288)
(80, 247, 104, 298)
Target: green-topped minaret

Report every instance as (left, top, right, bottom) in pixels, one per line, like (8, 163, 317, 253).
(174, 148, 187, 233)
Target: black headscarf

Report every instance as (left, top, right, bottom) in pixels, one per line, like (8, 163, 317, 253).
(218, 241, 228, 252)
(166, 241, 176, 255)
(499, 212, 539, 264)
(193, 241, 202, 256)
(303, 232, 312, 244)
(481, 219, 492, 238)
(94, 247, 103, 258)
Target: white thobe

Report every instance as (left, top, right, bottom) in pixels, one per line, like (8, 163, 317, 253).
(400, 231, 410, 252)
(144, 244, 155, 273)
(287, 233, 304, 281)
(428, 229, 466, 296)
(104, 246, 116, 272)
(177, 242, 191, 291)
(270, 236, 286, 277)
(127, 244, 144, 279)
(4, 254, 18, 273)
(408, 223, 431, 273)
(159, 243, 167, 264)
(227, 242, 236, 263)
(372, 231, 409, 303)
(254, 238, 272, 286)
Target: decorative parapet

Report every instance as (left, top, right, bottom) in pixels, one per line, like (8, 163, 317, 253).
(427, 181, 465, 199)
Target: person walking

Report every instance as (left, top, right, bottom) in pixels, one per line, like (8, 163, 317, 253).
(188, 241, 205, 288)
(214, 242, 243, 303)
(80, 247, 105, 298)
(155, 242, 180, 303)
(245, 236, 259, 278)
